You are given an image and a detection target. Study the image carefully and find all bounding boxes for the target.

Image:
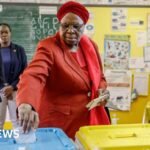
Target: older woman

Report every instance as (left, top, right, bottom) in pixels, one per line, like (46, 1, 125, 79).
(17, 1, 110, 139)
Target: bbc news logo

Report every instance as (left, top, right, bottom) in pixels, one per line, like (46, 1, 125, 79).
(0, 129, 19, 139)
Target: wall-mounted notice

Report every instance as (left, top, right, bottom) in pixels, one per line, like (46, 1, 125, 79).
(144, 46, 150, 62)
(105, 70, 132, 111)
(104, 35, 130, 69)
(136, 0, 150, 5)
(0, 5, 2, 12)
(39, 6, 57, 15)
(136, 31, 147, 47)
(84, 11, 95, 37)
(113, 0, 136, 4)
(129, 57, 145, 69)
(129, 18, 144, 28)
(112, 8, 127, 31)
(133, 73, 149, 96)
(147, 14, 150, 44)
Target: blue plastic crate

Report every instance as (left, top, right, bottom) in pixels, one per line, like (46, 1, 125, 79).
(0, 128, 76, 150)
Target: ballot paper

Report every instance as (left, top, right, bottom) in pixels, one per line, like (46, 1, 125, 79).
(18, 147, 28, 150)
(15, 127, 36, 144)
(86, 94, 109, 110)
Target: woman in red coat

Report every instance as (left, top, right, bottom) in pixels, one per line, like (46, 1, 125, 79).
(17, 1, 110, 139)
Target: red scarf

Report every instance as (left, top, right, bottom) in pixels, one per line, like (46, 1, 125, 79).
(56, 33, 110, 125)
(80, 35, 110, 125)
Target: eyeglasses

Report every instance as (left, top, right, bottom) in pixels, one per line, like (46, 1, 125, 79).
(60, 23, 84, 31)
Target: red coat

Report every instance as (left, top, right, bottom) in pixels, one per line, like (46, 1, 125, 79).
(17, 33, 107, 139)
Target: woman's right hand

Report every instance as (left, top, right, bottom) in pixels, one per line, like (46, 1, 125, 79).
(18, 103, 39, 133)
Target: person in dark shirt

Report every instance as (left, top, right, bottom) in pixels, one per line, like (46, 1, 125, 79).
(0, 23, 27, 129)
(0, 52, 3, 84)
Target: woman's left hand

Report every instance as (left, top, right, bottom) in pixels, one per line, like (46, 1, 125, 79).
(2, 85, 14, 99)
(86, 89, 110, 110)
(97, 89, 110, 106)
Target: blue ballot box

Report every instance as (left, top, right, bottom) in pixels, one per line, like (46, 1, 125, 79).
(0, 128, 76, 150)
